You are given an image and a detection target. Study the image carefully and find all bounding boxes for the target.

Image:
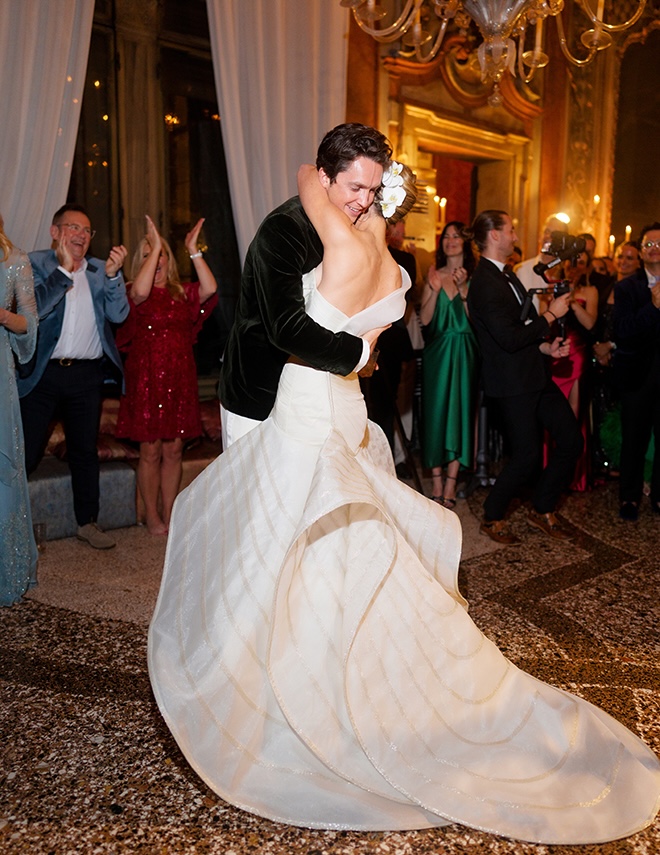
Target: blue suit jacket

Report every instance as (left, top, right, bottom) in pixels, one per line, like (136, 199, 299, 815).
(17, 249, 130, 396)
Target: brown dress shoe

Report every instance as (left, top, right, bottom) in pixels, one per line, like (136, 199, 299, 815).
(479, 519, 520, 545)
(527, 510, 571, 540)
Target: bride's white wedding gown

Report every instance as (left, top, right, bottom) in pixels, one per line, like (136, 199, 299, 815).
(148, 268, 659, 844)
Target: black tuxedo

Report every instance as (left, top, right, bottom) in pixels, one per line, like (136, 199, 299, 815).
(468, 258, 549, 397)
(219, 196, 363, 421)
(612, 269, 660, 503)
(468, 258, 582, 520)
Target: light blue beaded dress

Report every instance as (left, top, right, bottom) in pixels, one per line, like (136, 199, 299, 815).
(1, 248, 38, 606)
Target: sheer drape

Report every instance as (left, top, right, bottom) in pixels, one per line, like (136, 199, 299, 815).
(206, 0, 349, 262)
(0, 0, 93, 252)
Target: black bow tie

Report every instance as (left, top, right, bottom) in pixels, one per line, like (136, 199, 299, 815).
(504, 269, 529, 305)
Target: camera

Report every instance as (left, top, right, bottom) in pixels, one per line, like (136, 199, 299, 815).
(533, 232, 586, 277)
(553, 280, 571, 298)
(542, 231, 587, 259)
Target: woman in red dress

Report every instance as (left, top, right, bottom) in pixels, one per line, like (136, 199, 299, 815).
(116, 216, 217, 534)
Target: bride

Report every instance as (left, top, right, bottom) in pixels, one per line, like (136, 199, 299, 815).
(148, 162, 659, 844)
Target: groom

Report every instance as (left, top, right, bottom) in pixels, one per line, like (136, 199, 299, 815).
(219, 123, 393, 447)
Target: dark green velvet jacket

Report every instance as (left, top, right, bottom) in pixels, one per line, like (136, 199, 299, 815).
(219, 196, 364, 421)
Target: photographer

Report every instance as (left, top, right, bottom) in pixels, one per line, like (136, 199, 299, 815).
(467, 210, 583, 544)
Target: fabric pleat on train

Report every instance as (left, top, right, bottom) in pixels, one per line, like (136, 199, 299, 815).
(149, 269, 660, 843)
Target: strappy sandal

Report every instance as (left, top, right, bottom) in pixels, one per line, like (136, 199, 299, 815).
(430, 495, 444, 504)
(442, 476, 457, 509)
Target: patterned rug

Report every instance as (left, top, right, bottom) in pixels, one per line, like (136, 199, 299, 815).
(1, 480, 658, 854)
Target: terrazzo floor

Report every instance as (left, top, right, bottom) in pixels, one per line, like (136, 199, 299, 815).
(1, 477, 658, 854)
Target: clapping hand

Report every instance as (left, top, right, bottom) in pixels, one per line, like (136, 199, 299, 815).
(55, 230, 75, 273)
(105, 245, 128, 278)
(185, 218, 205, 257)
(145, 215, 162, 253)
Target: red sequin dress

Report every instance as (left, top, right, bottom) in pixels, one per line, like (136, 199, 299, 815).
(116, 282, 216, 442)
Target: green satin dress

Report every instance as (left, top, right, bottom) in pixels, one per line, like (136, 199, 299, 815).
(422, 288, 479, 470)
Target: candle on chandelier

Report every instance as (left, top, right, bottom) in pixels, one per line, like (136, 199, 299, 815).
(609, 234, 616, 256)
(625, 225, 632, 242)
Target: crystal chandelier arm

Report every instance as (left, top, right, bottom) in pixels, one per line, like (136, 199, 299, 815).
(351, 0, 422, 43)
(579, 0, 647, 33)
(517, 22, 531, 80)
(554, 11, 598, 66)
(516, 19, 546, 83)
(413, 18, 450, 63)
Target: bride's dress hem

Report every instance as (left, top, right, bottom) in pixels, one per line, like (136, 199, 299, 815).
(148, 272, 660, 845)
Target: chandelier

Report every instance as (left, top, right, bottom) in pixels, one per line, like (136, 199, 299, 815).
(340, 0, 647, 106)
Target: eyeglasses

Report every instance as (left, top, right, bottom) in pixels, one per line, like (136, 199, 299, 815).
(59, 223, 96, 239)
(642, 239, 660, 250)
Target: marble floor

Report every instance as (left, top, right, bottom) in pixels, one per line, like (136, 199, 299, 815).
(1, 477, 658, 854)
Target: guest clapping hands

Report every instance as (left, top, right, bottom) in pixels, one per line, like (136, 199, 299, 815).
(115, 215, 218, 535)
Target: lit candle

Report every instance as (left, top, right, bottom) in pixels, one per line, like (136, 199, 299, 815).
(440, 197, 447, 229)
(625, 224, 631, 241)
(596, 0, 604, 22)
(593, 194, 600, 207)
(609, 234, 615, 256)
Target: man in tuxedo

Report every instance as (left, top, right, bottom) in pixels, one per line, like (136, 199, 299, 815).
(612, 220, 660, 520)
(19, 204, 129, 549)
(467, 209, 582, 544)
(219, 123, 392, 447)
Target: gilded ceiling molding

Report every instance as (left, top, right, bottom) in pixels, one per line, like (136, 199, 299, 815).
(383, 35, 542, 132)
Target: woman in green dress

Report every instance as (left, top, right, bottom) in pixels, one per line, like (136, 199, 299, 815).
(420, 221, 478, 508)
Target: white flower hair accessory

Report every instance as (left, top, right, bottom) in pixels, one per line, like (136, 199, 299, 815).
(379, 160, 406, 219)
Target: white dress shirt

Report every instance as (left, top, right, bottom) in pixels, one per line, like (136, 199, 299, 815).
(51, 259, 104, 360)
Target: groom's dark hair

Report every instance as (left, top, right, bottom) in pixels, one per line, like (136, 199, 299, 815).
(316, 123, 392, 182)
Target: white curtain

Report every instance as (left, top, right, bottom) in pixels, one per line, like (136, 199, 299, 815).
(0, 0, 94, 253)
(206, 0, 349, 262)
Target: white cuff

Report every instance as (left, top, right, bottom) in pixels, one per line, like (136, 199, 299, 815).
(354, 339, 371, 373)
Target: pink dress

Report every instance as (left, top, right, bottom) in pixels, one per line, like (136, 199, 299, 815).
(545, 298, 590, 491)
(116, 282, 217, 442)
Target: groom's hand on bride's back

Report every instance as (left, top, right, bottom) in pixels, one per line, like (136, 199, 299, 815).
(358, 325, 390, 377)
(364, 324, 390, 350)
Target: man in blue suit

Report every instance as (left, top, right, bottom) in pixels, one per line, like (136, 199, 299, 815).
(19, 204, 129, 549)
